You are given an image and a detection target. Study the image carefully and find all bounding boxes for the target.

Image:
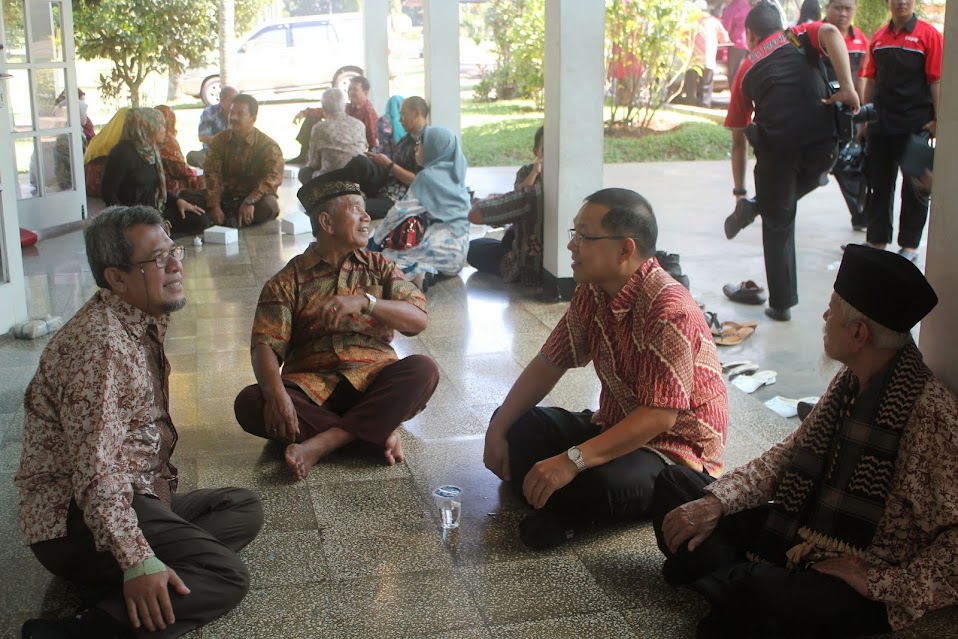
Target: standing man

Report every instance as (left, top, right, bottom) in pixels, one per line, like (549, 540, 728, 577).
(185, 85, 237, 169)
(17, 206, 262, 639)
(345, 76, 379, 151)
(653, 245, 957, 637)
(860, 0, 942, 263)
(483, 188, 728, 551)
(187, 94, 284, 228)
(684, 1, 729, 108)
(721, 3, 859, 321)
(233, 180, 440, 480)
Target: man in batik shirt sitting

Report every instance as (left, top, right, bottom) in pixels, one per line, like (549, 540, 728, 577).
(655, 245, 958, 637)
(234, 180, 439, 479)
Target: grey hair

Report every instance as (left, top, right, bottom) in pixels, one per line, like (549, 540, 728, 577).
(85, 206, 165, 288)
(838, 297, 911, 350)
(321, 88, 347, 115)
(309, 194, 354, 237)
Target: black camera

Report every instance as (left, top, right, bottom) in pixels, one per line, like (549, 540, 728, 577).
(852, 103, 879, 124)
(836, 140, 865, 177)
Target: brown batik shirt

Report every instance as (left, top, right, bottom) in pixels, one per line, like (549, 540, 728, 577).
(251, 246, 427, 405)
(204, 126, 284, 204)
(16, 290, 177, 571)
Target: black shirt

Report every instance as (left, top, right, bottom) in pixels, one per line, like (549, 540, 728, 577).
(101, 140, 175, 209)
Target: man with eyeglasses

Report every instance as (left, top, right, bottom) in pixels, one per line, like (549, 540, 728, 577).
(483, 188, 728, 550)
(17, 206, 263, 639)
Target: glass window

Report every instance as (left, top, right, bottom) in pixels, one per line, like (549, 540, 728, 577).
(292, 23, 335, 49)
(35, 67, 69, 130)
(27, 0, 64, 63)
(14, 137, 40, 199)
(2, 0, 27, 63)
(243, 25, 287, 51)
(39, 133, 73, 193)
(8, 70, 34, 132)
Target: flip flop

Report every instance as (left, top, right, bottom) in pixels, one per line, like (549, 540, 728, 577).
(732, 369, 777, 393)
(721, 320, 758, 331)
(727, 363, 760, 380)
(704, 311, 723, 336)
(714, 324, 756, 346)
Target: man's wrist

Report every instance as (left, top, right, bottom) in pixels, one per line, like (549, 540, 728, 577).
(124, 556, 166, 582)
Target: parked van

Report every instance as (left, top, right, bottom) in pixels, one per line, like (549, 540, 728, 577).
(182, 13, 365, 106)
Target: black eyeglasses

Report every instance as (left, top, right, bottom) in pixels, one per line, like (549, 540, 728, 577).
(568, 229, 637, 246)
(131, 245, 186, 272)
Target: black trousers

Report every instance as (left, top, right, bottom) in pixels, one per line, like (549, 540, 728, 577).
(179, 189, 280, 228)
(683, 68, 715, 107)
(753, 138, 837, 310)
(832, 167, 867, 229)
(864, 131, 931, 248)
(31, 489, 263, 639)
(466, 237, 508, 275)
(651, 466, 891, 638)
(161, 198, 211, 239)
(505, 407, 668, 523)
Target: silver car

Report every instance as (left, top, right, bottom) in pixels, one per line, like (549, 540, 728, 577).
(182, 13, 366, 106)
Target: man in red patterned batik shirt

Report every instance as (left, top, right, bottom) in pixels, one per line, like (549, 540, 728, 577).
(483, 188, 728, 550)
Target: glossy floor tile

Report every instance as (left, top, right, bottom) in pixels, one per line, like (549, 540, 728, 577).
(2, 164, 953, 637)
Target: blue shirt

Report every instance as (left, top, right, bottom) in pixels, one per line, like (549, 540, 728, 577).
(197, 104, 228, 149)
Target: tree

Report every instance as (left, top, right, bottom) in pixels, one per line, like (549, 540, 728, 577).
(474, 0, 545, 107)
(605, 0, 697, 130)
(73, 0, 218, 106)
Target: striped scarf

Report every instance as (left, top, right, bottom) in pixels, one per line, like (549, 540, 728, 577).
(751, 342, 930, 566)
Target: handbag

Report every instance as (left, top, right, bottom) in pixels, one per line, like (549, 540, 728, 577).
(381, 215, 427, 250)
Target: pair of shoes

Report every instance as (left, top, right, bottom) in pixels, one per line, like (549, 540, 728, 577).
(852, 224, 867, 232)
(519, 511, 575, 550)
(722, 280, 767, 305)
(724, 198, 758, 240)
(898, 248, 920, 263)
(764, 307, 791, 321)
(797, 399, 817, 421)
(714, 321, 757, 346)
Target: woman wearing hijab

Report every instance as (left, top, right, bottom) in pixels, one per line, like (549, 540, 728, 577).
(155, 105, 204, 195)
(83, 107, 129, 197)
(375, 95, 407, 159)
(101, 107, 210, 237)
(370, 126, 471, 290)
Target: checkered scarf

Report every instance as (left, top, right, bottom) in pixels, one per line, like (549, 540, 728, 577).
(751, 342, 930, 566)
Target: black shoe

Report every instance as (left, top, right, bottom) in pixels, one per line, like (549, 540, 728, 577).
(764, 306, 791, 321)
(519, 511, 575, 550)
(724, 198, 758, 240)
(22, 608, 132, 639)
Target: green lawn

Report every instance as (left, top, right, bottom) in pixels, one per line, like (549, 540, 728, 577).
(461, 99, 732, 167)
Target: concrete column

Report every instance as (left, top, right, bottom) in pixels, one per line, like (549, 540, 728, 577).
(423, 0, 460, 135)
(541, 0, 606, 299)
(363, 0, 389, 114)
(918, 0, 958, 393)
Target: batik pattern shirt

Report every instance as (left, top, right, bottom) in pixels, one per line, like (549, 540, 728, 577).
(307, 113, 368, 173)
(346, 101, 379, 150)
(16, 290, 177, 571)
(204, 127, 284, 204)
(705, 372, 958, 630)
(251, 247, 427, 405)
(540, 258, 728, 475)
(381, 132, 422, 202)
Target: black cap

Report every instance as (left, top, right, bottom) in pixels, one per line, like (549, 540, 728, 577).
(834, 245, 938, 332)
(297, 178, 363, 215)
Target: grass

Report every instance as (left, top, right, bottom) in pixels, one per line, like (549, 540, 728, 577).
(461, 99, 731, 167)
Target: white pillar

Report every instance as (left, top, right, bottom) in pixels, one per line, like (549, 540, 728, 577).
(918, 0, 958, 393)
(423, 0, 460, 135)
(363, 0, 389, 114)
(541, 0, 606, 299)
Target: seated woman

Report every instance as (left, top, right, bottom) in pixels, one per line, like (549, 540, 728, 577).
(467, 125, 544, 286)
(83, 107, 128, 197)
(369, 126, 471, 290)
(375, 95, 406, 159)
(101, 107, 210, 237)
(155, 105, 204, 195)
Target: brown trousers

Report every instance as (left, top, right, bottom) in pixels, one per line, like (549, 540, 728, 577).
(234, 354, 440, 448)
(179, 189, 279, 228)
(30, 488, 263, 639)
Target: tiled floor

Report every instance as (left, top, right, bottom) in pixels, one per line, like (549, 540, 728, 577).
(2, 162, 955, 637)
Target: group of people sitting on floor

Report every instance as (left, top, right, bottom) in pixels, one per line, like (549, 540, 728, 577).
(15, 1, 957, 636)
(16, 179, 958, 638)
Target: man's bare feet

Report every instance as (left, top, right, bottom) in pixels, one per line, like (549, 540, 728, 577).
(285, 444, 313, 481)
(384, 431, 404, 466)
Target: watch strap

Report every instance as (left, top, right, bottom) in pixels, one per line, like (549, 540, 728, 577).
(364, 293, 377, 315)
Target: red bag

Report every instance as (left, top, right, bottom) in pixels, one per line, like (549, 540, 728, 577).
(381, 215, 426, 250)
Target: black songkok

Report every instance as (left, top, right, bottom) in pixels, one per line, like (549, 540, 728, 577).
(834, 244, 938, 332)
(297, 179, 363, 215)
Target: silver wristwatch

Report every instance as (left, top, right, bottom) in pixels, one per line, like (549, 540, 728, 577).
(363, 293, 377, 315)
(566, 446, 586, 472)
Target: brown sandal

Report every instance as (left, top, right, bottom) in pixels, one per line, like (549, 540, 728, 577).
(714, 323, 756, 346)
